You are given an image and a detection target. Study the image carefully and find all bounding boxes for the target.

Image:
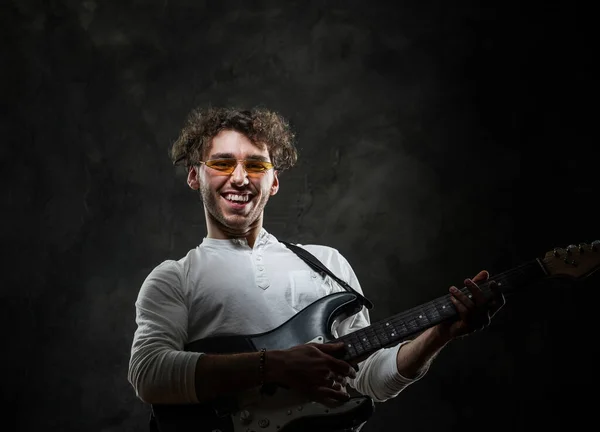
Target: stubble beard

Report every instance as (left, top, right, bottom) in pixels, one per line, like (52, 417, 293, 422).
(199, 183, 270, 236)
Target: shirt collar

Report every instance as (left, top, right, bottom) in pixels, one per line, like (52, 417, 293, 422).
(200, 228, 274, 250)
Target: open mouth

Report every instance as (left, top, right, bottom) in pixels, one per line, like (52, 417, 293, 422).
(222, 193, 253, 207)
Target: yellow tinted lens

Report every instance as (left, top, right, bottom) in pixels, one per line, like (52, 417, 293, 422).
(206, 159, 237, 172)
(244, 161, 273, 173)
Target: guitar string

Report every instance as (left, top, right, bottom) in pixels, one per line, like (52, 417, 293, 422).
(334, 261, 541, 356)
(337, 252, 598, 357)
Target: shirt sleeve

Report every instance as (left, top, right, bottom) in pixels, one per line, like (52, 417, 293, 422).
(332, 253, 429, 403)
(127, 260, 202, 404)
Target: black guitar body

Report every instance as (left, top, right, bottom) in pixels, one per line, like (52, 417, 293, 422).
(151, 292, 374, 432)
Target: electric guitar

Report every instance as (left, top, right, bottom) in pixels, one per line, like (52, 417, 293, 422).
(151, 241, 600, 432)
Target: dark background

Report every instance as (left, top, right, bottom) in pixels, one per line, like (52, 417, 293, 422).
(3, 0, 598, 431)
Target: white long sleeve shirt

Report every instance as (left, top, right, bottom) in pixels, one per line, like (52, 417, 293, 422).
(128, 229, 427, 404)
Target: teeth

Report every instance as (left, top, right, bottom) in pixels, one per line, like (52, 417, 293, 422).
(225, 194, 250, 202)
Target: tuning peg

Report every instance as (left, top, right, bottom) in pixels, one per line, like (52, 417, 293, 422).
(566, 244, 577, 255)
(592, 240, 600, 251)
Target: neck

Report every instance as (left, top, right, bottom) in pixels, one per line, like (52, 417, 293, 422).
(204, 208, 264, 248)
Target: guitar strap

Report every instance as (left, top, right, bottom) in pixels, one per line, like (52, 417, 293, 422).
(281, 241, 374, 310)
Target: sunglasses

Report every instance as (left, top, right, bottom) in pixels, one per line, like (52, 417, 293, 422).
(198, 158, 275, 175)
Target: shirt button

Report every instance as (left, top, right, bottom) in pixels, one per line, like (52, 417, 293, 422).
(311, 272, 317, 279)
(258, 266, 264, 271)
(256, 256, 262, 261)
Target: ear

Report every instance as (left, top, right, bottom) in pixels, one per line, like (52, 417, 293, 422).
(270, 170, 280, 196)
(187, 165, 200, 190)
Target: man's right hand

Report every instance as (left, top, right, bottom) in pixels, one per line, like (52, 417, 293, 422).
(265, 342, 357, 407)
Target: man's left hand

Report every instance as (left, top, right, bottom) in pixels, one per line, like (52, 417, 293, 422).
(436, 270, 505, 340)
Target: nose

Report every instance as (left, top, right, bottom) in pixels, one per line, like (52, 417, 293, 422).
(230, 161, 249, 186)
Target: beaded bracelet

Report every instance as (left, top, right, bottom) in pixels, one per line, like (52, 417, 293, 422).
(259, 348, 267, 385)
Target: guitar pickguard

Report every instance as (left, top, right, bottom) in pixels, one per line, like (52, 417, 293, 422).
(231, 386, 372, 432)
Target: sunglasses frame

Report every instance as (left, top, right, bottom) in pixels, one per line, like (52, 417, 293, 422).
(198, 158, 275, 175)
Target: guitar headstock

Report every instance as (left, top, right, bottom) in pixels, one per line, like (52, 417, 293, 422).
(541, 241, 600, 279)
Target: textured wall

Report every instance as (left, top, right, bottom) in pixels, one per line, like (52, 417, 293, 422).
(3, 0, 598, 431)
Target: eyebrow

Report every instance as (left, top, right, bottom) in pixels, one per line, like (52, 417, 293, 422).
(209, 153, 270, 162)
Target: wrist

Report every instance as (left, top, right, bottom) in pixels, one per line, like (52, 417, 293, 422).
(263, 349, 284, 383)
(259, 348, 267, 385)
(431, 324, 454, 345)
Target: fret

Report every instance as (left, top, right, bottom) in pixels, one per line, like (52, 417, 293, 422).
(343, 334, 354, 355)
(496, 260, 545, 295)
(397, 320, 408, 336)
(384, 320, 399, 339)
(494, 275, 513, 296)
(359, 332, 373, 351)
(342, 336, 357, 359)
(338, 333, 358, 360)
(350, 333, 365, 356)
(353, 331, 367, 353)
(369, 328, 383, 350)
(415, 307, 432, 325)
(375, 324, 391, 346)
(422, 303, 438, 322)
(334, 259, 548, 364)
(435, 296, 455, 319)
(406, 317, 418, 332)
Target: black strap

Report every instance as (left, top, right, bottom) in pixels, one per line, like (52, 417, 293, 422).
(281, 241, 373, 310)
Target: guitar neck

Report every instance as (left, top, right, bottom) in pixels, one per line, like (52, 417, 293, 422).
(334, 259, 547, 363)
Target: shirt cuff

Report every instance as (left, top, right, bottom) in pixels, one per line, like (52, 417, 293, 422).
(386, 341, 430, 386)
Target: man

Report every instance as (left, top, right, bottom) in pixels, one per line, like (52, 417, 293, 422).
(128, 107, 504, 430)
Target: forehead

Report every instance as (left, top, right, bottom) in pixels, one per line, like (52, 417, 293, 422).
(206, 130, 269, 158)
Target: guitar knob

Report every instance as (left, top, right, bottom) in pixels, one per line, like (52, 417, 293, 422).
(239, 410, 253, 425)
(258, 418, 270, 428)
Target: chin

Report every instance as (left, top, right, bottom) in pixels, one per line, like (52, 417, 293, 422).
(221, 216, 254, 231)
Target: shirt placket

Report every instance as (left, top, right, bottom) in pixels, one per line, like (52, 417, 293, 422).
(253, 237, 270, 290)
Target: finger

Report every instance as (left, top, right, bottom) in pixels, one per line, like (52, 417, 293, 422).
(314, 342, 346, 357)
(449, 292, 469, 316)
(315, 386, 351, 402)
(472, 270, 489, 284)
(324, 372, 346, 385)
(331, 381, 345, 391)
(333, 374, 346, 384)
(449, 286, 475, 310)
(315, 342, 345, 350)
(327, 357, 357, 379)
(465, 278, 486, 306)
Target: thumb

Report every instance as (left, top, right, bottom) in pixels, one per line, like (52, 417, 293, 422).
(314, 342, 346, 352)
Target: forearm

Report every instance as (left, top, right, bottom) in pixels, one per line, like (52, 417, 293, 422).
(195, 350, 291, 403)
(396, 326, 451, 379)
(194, 352, 265, 402)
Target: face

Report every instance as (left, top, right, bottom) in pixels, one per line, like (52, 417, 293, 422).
(187, 130, 279, 238)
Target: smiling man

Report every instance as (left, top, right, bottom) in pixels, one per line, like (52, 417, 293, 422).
(190, 128, 280, 246)
(128, 107, 504, 432)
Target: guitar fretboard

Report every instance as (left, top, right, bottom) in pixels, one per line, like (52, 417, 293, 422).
(334, 259, 546, 363)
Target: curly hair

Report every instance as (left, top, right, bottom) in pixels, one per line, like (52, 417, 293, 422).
(170, 106, 298, 172)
